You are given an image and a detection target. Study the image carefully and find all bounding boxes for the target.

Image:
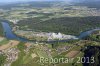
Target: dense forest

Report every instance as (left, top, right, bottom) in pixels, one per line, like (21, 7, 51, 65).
(17, 16, 100, 35)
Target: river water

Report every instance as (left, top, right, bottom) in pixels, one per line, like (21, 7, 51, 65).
(1, 22, 33, 42)
(1, 22, 100, 43)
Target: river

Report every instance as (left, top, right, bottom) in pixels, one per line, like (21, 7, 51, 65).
(1, 22, 100, 43)
(1, 22, 34, 42)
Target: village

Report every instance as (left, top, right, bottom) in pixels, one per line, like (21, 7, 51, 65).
(14, 30, 78, 41)
(0, 36, 77, 66)
(0, 0, 100, 66)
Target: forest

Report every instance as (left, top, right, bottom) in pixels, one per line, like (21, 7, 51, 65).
(17, 16, 100, 35)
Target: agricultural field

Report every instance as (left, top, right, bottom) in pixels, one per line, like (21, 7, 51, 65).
(0, 1, 100, 66)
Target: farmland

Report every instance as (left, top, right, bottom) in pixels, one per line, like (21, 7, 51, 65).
(0, 1, 100, 66)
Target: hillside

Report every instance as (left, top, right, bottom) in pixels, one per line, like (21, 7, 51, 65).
(17, 16, 100, 35)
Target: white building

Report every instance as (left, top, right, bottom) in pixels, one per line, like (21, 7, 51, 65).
(48, 32, 78, 41)
(50, 32, 63, 39)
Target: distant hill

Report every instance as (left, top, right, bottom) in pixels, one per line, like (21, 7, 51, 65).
(0, 0, 100, 9)
(17, 16, 100, 35)
(71, 0, 100, 9)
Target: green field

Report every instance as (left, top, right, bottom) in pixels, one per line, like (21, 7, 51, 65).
(0, 39, 9, 46)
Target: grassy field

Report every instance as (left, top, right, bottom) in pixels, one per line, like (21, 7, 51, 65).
(0, 39, 9, 46)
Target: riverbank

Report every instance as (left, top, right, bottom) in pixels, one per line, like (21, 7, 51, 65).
(14, 30, 78, 41)
(1, 22, 100, 43)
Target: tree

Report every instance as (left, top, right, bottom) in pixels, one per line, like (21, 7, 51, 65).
(0, 54, 6, 66)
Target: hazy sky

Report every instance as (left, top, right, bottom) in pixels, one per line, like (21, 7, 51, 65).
(0, 0, 59, 3)
(0, 0, 100, 3)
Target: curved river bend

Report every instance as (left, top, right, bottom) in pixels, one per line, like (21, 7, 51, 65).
(1, 22, 100, 43)
(1, 22, 34, 42)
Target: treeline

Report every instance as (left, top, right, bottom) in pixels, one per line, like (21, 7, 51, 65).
(0, 54, 6, 66)
(86, 35, 100, 42)
(17, 16, 100, 35)
(0, 22, 3, 36)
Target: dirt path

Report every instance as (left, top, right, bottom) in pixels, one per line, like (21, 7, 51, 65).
(66, 51, 80, 58)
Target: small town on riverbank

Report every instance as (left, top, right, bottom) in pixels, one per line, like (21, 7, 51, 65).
(0, 29, 100, 66)
(0, 0, 100, 66)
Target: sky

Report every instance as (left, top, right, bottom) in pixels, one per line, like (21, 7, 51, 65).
(0, 0, 61, 3)
(0, 0, 35, 3)
(0, 0, 100, 3)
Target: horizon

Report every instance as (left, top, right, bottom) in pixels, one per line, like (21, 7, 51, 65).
(1, 0, 100, 4)
(0, 0, 65, 3)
